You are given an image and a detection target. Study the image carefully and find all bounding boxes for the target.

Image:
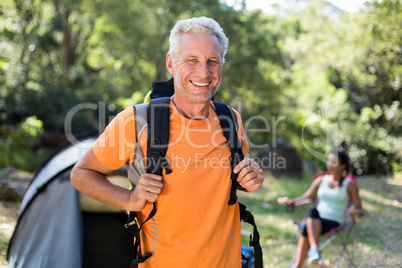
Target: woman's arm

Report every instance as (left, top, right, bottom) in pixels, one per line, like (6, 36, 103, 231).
(347, 182, 364, 217)
(277, 176, 323, 205)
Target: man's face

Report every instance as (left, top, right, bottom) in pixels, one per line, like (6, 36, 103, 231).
(166, 32, 223, 104)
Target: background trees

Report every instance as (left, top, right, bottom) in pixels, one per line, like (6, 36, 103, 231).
(0, 0, 400, 175)
(277, 0, 401, 174)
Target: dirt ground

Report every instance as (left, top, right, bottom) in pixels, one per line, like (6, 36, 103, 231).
(0, 201, 19, 267)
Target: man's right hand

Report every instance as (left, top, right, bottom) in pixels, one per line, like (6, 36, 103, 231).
(129, 173, 163, 212)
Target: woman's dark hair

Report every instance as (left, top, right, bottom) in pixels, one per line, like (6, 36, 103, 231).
(336, 151, 349, 173)
(330, 150, 350, 186)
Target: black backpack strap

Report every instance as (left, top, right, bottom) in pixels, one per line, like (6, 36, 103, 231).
(146, 97, 172, 175)
(214, 101, 263, 268)
(213, 101, 244, 205)
(125, 204, 156, 268)
(239, 203, 263, 268)
(126, 97, 172, 268)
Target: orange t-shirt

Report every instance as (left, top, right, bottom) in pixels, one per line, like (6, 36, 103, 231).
(93, 100, 249, 268)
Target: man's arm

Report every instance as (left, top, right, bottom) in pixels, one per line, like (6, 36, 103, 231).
(70, 149, 163, 212)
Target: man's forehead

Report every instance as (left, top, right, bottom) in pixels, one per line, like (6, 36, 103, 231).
(178, 32, 222, 57)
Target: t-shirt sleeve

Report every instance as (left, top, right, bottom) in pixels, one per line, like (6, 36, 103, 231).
(232, 109, 249, 156)
(92, 106, 136, 170)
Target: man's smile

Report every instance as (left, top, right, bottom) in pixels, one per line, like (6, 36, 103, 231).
(190, 80, 211, 87)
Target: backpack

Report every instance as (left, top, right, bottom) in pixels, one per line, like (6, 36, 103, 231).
(125, 79, 263, 268)
(241, 246, 256, 268)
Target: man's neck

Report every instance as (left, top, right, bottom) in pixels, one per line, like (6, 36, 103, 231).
(172, 95, 210, 119)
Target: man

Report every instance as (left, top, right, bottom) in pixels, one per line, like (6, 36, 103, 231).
(71, 16, 264, 267)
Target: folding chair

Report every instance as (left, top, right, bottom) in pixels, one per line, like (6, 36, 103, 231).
(286, 173, 358, 268)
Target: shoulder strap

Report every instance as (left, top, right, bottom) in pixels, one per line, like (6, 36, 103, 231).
(239, 203, 263, 268)
(146, 97, 172, 175)
(213, 101, 244, 205)
(126, 99, 173, 186)
(213, 101, 263, 268)
(125, 103, 147, 187)
(126, 97, 172, 268)
(134, 103, 148, 135)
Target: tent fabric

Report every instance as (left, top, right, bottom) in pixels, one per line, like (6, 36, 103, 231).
(7, 169, 82, 268)
(7, 136, 133, 268)
(18, 137, 96, 216)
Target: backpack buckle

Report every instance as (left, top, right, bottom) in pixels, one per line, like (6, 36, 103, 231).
(125, 219, 137, 229)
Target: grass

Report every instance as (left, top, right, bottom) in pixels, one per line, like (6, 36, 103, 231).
(1, 173, 401, 267)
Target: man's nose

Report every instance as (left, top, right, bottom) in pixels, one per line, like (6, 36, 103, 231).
(196, 62, 210, 77)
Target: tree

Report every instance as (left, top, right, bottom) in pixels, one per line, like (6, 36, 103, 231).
(279, 0, 401, 174)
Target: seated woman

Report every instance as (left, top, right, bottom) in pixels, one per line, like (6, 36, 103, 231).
(277, 151, 364, 268)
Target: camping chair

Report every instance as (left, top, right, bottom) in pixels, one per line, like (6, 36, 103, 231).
(286, 173, 358, 268)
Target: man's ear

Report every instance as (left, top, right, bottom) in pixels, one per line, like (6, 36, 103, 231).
(166, 54, 174, 75)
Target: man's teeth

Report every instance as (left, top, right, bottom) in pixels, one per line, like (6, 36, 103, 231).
(192, 81, 209, 86)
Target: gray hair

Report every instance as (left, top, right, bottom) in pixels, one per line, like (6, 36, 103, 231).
(168, 17, 229, 64)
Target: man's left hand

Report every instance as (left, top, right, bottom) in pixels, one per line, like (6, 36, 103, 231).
(233, 158, 264, 192)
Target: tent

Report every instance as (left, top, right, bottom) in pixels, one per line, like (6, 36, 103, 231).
(7, 136, 134, 268)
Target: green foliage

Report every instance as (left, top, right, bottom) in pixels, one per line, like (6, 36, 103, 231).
(0, 0, 400, 174)
(0, 116, 47, 171)
(21, 115, 43, 137)
(275, 0, 401, 175)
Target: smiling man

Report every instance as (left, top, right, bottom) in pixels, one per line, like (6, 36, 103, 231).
(71, 17, 264, 268)
(167, 32, 223, 111)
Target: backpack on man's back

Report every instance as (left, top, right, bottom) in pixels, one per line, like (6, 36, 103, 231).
(125, 78, 263, 268)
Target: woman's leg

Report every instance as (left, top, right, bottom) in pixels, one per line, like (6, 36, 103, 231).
(293, 207, 322, 266)
(293, 235, 310, 267)
(306, 217, 322, 249)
